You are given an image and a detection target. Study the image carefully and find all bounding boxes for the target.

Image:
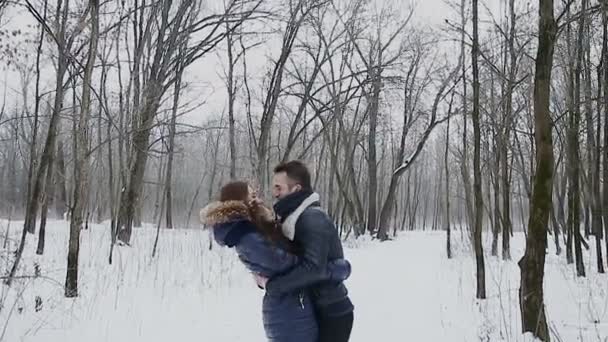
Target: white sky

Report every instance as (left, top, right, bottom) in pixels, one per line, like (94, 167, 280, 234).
(0, 0, 506, 126)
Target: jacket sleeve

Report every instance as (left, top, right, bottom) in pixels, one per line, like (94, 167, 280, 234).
(265, 210, 331, 295)
(235, 233, 299, 278)
(327, 259, 351, 282)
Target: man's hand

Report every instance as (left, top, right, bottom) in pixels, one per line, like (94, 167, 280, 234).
(254, 274, 269, 289)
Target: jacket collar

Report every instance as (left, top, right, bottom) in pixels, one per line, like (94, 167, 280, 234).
(273, 190, 314, 220)
(274, 191, 320, 240)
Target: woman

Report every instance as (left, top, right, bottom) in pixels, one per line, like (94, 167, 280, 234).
(200, 181, 351, 342)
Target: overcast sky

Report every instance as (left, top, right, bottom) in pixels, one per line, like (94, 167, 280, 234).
(0, 0, 507, 126)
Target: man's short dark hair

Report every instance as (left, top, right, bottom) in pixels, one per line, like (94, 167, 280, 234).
(274, 160, 312, 190)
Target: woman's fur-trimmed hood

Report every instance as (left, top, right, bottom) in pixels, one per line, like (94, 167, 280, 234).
(200, 200, 251, 227)
(200, 200, 276, 232)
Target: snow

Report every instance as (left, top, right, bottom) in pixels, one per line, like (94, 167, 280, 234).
(1, 220, 608, 341)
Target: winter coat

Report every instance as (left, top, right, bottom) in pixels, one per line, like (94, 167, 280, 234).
(201, 200, 352, 342)
(269, 190, 354, 318)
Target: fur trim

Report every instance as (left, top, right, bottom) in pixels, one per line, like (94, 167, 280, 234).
(200, 200, 251, 226)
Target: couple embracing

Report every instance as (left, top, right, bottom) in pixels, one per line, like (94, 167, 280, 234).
(201, 160, 354, 342)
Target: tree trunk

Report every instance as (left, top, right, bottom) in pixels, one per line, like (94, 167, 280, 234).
(602, 3, 608, 265)
(472, 0, 486, 300)
(66, 0, 98, 298)
(583, 200, 590, 239)
(153, 151, 165, 224)
(502, 0, 516, 261)
(107, 100, 116, 264)
(367, 67, 381, 234)
(566, 192, 574, 264)
(491, 132, 500, 257)
(55, 139, 68, 217)
(36, 152, 54, 255)
(582, 0, 603, 272)
(257, 0, 308, 192)
(518, 0, 555, 339)
(207, 128, 223, 248)
(551, 203, 562, 255)
(24, 0, 70, 234)
(445, 109, 452, 259)
(4, 212, 27, 287)
(6, 0, 68, 286)
(570, 0, 586, 277)
(501, 140, 512, 260)
(565, 10, 575, 265)
(459, 0, 474, 246)
(28, 0, 48, 237)
(152, 169, 167, 258)
(7, 132, 18, 213)
(226, 24, 237, 180)
(165, 47, 185, 229)
(95, 66, 106, 224)
(432, 172, 442, 231)
(117, 84, 162, 244)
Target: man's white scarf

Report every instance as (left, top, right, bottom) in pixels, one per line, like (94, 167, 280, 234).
(281, 193, 320, 240)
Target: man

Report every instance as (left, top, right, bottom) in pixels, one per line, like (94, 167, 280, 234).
(255, 160, 354, 342)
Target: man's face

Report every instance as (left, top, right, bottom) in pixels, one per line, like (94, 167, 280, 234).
(272, 172, 301, 200)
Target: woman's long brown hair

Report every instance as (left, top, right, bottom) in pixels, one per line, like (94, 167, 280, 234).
(219, 181, 298, 253)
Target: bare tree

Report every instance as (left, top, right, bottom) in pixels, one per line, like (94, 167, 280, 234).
(22, 0, 89, 235)
(116, 0, 263, 245)
(6, 0, 78, 287)
(518, 0, 556, 339)
(456, 0, 474, 245)
(335, 0, 413, 234)
(225, 17, 238, 180)
(377, 60, 459, 240)
(501, 0, 519, 261)
(64, 0, 99, 298)
(254, 0, 323, 192)
(472, 0, 486, 300)
(34, 0, 49, 255)
(164, 44, 187, 229)
(579, 0, 603, 274)
(603, 0, 608, 259)
(445, 101, 452, 259)
(567, 0, 585, 277)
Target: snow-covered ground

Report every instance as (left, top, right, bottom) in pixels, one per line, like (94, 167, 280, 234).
(1, 220, 607, 342)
